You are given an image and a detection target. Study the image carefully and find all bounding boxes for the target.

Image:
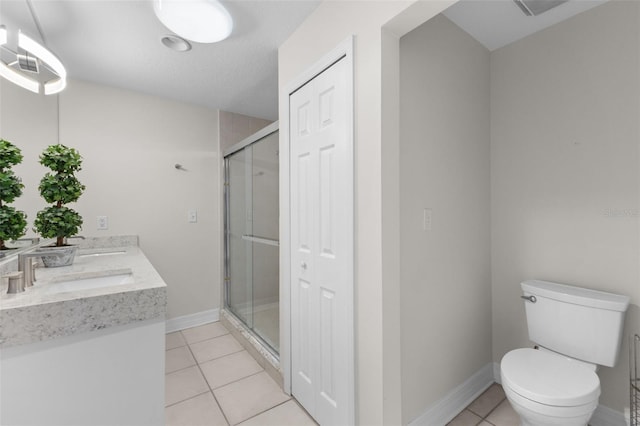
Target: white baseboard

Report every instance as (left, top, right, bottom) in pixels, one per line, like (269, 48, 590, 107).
(590, 404, 627, 426)
(494, 361, 626, 426)
(409, 363, 494, 426)
(165, 309, 220, 333)
(492, 361, 502, 384)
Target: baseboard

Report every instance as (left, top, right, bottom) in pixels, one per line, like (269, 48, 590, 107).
(165, 309, 220, 333)
(409, 363, 494, 426)
(492, 361, 502, 384)
(590, 404, 627, 426)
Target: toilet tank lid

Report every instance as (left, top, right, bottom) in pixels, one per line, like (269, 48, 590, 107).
(521, 280, 630, 312)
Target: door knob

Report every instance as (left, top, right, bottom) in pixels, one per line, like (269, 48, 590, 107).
(301, 262, 307, 270)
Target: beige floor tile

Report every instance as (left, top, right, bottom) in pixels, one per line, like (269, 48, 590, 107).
(182, 322, 230, 344)
(190, 334, 244, 364)
(478, 422, 493, 426)
(447, 409, 483, 426)
(166, 331, 187, 350)
(166, 345, 197, 374)
(165, 365, 210, 406)
(166, 392, 229, 426)
(486, 400, 520, 426)
(214, 371, 290, 425)
(238, 400, 317, 426)
(467, 383, 506, 418)
(200, 351, 264, 389)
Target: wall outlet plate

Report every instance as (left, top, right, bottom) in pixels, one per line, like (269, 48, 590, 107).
(97, 216, 109, 230)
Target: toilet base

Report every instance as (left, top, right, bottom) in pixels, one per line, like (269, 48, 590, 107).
(504, 385, 597, 426)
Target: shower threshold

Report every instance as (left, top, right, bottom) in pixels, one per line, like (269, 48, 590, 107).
(220, 309, 283, 389)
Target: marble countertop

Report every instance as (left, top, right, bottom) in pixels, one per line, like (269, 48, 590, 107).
(0, 242, 167, 348)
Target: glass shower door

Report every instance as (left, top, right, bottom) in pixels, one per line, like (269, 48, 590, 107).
(225, 129, 279, 354)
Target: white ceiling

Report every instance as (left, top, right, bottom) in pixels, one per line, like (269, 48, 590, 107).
(0, 0, 320, 120)
(443, 0, 608, 51)
(1, 0, 610, 121)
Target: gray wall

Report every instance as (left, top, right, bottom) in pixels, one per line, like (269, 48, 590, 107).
(400, 14, 492, 423)
(1, 78, 221, 320)
(491, 0, 640, 412)
(399, 0, 640, 419)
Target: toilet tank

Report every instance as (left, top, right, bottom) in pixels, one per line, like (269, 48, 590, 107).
(521, 280, 630, 367)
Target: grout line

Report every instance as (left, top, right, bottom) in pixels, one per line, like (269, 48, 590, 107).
(481, 396, 506, 422)
(183, 330, 231, 346)
(191, 346, 246, 366)
(185, 335, 233, 426)
(234, 398, 294, 425)
(164, 390, 211, 409)
(165, 362, 198, 376)
(166, 323, 298, 426)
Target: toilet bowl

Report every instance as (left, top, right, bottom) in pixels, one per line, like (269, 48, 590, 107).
(501, 348, 600, 426)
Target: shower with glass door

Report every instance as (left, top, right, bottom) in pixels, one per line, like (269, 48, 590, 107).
(224, 123, 279, 355)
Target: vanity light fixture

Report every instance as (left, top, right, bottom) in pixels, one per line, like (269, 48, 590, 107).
(153, 0, 233, 43)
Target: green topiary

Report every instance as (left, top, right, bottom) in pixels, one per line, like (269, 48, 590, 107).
(0, 139, 27, 250)
(33, 144, 85, 247)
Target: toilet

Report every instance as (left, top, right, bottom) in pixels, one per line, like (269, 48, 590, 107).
(500, 280, 630, 426)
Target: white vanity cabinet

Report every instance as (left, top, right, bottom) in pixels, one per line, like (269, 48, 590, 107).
(0, 240, 167, 425)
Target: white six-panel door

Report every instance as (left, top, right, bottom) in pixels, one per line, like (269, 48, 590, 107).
(289, 56, 353, 426)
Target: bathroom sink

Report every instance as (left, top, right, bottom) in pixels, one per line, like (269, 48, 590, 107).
(43, 269, 134, 294)
(78, 250, 126, 258)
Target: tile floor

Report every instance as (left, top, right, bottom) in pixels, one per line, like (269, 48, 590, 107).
(165, 322, 317, 426)
(167, 321, 518, 426)
(446, 383, 519, 426)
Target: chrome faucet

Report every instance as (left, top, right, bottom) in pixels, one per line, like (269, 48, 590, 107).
(18, 251, 65, 288)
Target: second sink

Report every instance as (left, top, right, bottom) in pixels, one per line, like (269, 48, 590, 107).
(43, 269, 134, 294)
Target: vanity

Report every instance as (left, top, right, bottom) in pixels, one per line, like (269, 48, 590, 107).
(0, 236, 167, 425)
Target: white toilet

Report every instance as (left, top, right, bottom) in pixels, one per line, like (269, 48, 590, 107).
(500, 280, 630, 426)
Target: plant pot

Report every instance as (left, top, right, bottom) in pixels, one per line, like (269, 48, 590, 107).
(40, 245, 78, 268)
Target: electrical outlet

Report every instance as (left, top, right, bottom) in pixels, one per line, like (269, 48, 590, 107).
(188, 210, 198, 223)
(97, 216, 109, 230)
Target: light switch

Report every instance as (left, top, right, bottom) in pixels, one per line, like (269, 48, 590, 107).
(423, 208, 432, 231)
(188, 210, 198, 223)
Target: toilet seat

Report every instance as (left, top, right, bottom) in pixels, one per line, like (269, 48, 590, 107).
(501, 348, 600, 407)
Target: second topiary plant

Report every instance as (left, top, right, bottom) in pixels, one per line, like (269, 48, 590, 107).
(0, 139, 28, 251)
(34, 144, 85, 266)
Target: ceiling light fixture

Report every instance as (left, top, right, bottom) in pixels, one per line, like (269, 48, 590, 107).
(0, 0, 67, 95)
(19, 32, 67, 94)
(0, 26, 40, 93)
(153, 0, 233, 43)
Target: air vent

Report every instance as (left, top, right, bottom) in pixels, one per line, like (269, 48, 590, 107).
(513, 0, 568, 16)
(17, 53, 39, 73)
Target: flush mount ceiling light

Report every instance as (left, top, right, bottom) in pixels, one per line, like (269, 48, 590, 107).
(153, 0, 233, 43)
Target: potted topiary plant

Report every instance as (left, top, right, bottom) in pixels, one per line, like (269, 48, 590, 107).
(33, 144, 85, 267)
(0, 139, 28, 251)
